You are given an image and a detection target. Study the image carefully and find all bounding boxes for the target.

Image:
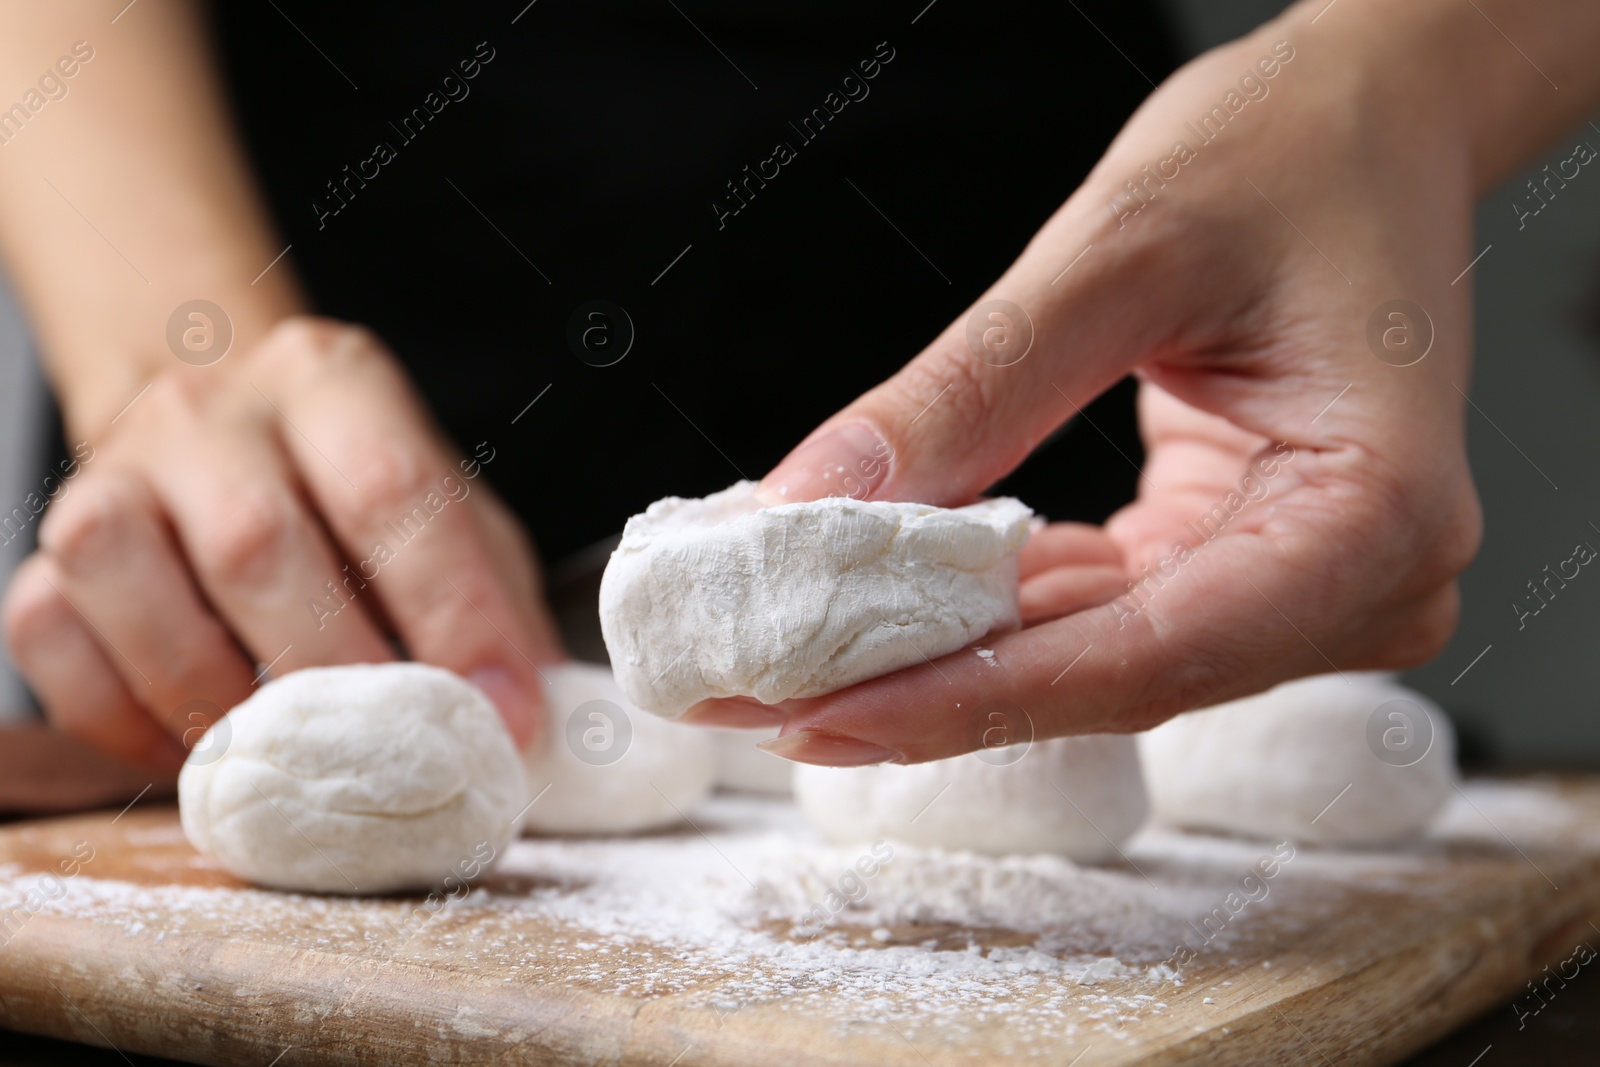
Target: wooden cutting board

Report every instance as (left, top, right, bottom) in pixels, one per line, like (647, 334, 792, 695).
(2, 779, 1598, 1067)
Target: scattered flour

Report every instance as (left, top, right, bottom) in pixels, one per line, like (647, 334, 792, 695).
(3, 780, 1588, 1055)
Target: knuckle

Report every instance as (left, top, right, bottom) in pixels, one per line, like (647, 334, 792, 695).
(194, 489, 300, 585)
(903, 349, 1000, 447)
(38, 472, 146, 564)
(343, 442, 443, 530)
(140, 369, 212, 422)
(261, 316, 379, 378)
(2, 558, 72, 654)
(266, 314, 356, 354)
(409, 570, 504, 658)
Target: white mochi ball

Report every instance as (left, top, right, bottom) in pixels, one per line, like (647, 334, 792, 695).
(708, 726, 795, 795)
(521, 662, 716, 835)
(794, 735, 1148, 860)
(179, 663, 527, 894)
(1138, 673, 1457, 846)
(599, 481, 1032, 718)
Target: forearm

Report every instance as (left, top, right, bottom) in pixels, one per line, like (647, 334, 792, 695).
(0, 0, 305, 437)
(1280, 0, 1600, 195)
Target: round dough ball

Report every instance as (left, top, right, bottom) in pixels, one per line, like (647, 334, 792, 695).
(1139, 673, 1457, 845)
(794, 735, 1148, 860)
(709, 726, 794, 795)
(522, 662, 716, 834)
(179, 663, 527, 894)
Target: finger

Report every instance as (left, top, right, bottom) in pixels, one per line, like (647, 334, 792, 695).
(1132, 383, 1275, 490)
(679, 696, 791, 729)
(1018, 522, 1123, 579)
(1019, 565, 1128, 624)
(257, 320, 561, 747)
(134, 384, 397, 674)
(35, 468, 258, 732)
(3, 555, 187, 771)
(757, 482, 1461, 765)
(0, 723, 176, 815)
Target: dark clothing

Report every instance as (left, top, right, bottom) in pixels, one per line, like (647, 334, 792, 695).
(211, 1, 1178, 562)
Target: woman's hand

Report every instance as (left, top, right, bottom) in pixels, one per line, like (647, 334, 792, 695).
(0, 6, 560, 771)
(692, 4, 1514, 764)
(3, 317, 563, 770)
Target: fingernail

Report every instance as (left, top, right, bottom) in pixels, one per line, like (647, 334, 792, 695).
(758, 421, 890, 505)
(468, 665, 537, 750)
(756, 729, 899, 767)
(680, 697, 788, 729)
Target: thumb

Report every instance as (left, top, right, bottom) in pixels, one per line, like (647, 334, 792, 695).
(757, 210, 1190, 507)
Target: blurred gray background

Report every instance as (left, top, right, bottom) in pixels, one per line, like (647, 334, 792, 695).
(2, 0, 1598, 764)
(0, 277, 42, 723)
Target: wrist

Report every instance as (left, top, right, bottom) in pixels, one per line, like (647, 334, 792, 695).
(1282, 0, 1600, 195)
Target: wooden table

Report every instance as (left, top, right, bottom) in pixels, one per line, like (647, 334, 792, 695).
(1, 779, 1597, 1066)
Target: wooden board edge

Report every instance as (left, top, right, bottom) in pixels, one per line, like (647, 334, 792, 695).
(1133, 878, 1600, 1066)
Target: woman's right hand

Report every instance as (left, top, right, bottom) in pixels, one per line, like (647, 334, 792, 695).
(4, 316, 563, 770)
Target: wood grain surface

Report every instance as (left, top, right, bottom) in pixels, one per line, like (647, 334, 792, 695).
(1, 780, 1598, 1067)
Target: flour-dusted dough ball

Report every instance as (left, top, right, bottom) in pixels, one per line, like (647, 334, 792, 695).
(599, 481, 1032, 718)
(179, 663, 527, 894)
(709, 726, 794, 795)
(794, 736, 1148, 860)
(522, 662, 716, 834)
(1139, 673, 1457, 846)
